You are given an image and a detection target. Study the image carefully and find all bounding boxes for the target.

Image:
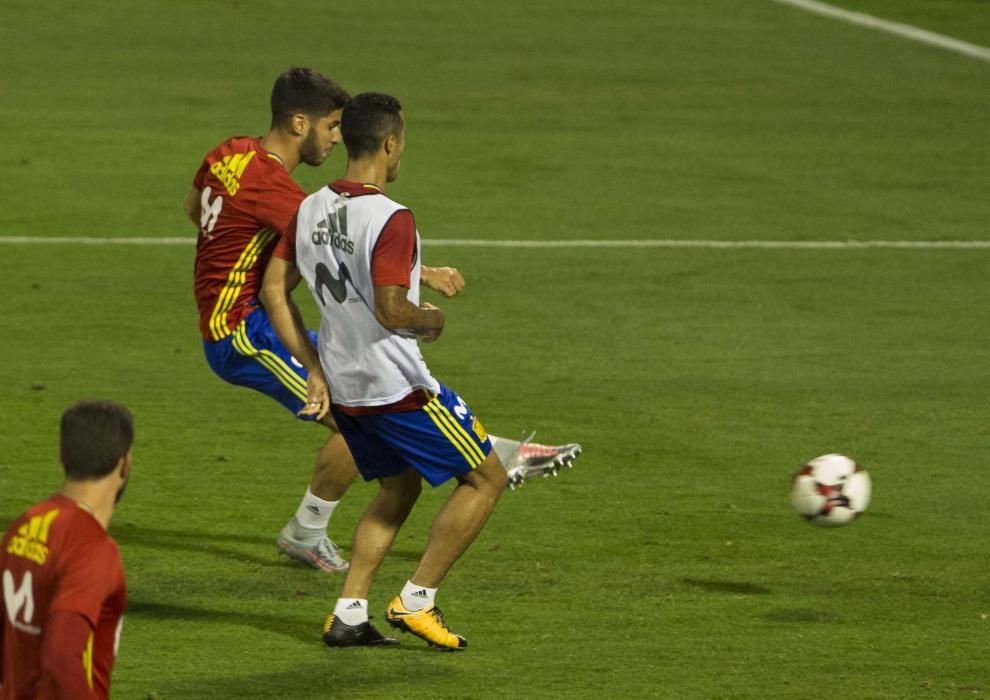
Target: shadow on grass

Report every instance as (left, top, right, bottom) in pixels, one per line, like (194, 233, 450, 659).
(127, 599, 448, 653)
(111, 522, 305, 569)
(0, 515, 422, 570)
(127, 599, 318, 644)
(682, 578, 773, 595)
(106, 521, 422, 567)
(140, 654, 457, 699)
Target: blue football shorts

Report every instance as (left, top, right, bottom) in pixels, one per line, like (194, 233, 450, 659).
(331, 384, 493, 487)
(203, 307, 317, 420)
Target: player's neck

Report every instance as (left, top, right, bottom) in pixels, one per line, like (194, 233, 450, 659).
(60, 480, 116, 531)
(342, 160, 387, 192)
(260, 131, 301, 173)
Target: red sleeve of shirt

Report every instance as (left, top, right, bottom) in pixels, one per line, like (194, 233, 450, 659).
(372, 210, 416, 287)
(192, 159, 210, 190)
(49, 537, 115, 628)
(41, 610, 97, 699)
(272, 211, 299, 262)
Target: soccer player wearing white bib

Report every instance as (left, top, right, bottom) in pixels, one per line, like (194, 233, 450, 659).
(263, 93, 507, 649)
(188, 69, 580, 579)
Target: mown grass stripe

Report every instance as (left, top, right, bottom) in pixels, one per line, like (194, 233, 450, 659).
(1, 237, 989, 249)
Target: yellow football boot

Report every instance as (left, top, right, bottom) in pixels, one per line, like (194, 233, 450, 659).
(385, 597, 468, 650)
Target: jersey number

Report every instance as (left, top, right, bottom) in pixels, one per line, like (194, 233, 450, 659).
(200, 186, 223, 234)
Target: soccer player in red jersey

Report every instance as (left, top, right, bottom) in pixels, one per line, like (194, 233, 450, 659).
(186, 68, 582, 574)
(187, 68, 356, 572)
(0, 400, 132, 699)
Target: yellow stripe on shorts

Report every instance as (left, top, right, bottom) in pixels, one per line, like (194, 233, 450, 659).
(423, 398, 485, 468)
(231, 321, 308, 402)
(208, 229, 276, 340)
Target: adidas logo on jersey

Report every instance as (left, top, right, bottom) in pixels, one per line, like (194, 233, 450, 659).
(210, 151, 256, 196)
(311, 207, 354, 254)
(6, 509, 60, 566)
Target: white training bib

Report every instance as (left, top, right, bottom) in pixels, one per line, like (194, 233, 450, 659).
(294, 186, 440, 407)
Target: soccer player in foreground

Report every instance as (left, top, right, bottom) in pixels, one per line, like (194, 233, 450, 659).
(185, 68, 581, 574)
(0, 400, 132, 698)
(264, 92, 506, 649)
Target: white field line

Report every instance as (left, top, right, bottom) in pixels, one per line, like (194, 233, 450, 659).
(427, 239, 990, 250)
(0, 236, 989, 249)
(770, 0, 990, 63)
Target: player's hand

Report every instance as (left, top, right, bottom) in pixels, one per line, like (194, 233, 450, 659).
(419, 302, 444, 343)
(422, 266, 465, 298)
(299, 369, 331, 420)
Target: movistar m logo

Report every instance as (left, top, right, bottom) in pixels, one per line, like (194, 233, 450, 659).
(3, 569, 40, 634)
(314, 262, 352, 305)
(210, 151, 256, 196)
(6, 509, 59, 565)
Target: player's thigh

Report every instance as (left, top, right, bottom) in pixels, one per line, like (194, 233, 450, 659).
(378, 468, 423, 498)
(379, 385, 494, 487)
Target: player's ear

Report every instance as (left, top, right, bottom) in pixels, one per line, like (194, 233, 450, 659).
(118, 451, 132, 480)
(291, 113, 309, 137)
(384, 133, 397, 156)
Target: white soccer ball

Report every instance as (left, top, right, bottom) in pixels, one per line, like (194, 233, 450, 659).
(790, 454, 871, 527)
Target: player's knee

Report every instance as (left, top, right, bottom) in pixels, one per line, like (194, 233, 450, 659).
(471, 453, 508, 495)
(489, 465, 508, 494)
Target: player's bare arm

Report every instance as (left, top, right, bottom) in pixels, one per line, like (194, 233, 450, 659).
(375, 285, 444, 343)
(183, 187, 201, 227)
(420, 265, 464, 298)
(261, 257, 331, 418)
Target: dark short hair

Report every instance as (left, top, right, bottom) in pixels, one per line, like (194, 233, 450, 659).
(341, 92, 404, 159)
(60, 400, 134, 480)
(270, 67, 350, 129)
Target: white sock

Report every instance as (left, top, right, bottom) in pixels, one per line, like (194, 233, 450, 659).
(489, 435, 520, 465)
(333, 598, 368, 626)
(400, 580, 437, 612)
(293, 488, 338, 532)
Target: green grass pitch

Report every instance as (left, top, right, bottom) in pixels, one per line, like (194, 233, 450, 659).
(2, 1, 988, 698)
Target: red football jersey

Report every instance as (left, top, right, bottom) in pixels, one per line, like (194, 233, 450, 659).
(192, 136, 305, 341)
(1, 496, 127, 699)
